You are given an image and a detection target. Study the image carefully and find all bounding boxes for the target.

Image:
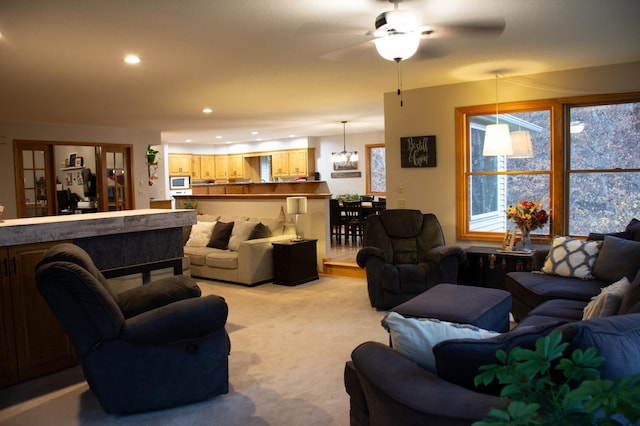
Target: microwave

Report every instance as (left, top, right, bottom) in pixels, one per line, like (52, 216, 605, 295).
(170, 176, 190, 190)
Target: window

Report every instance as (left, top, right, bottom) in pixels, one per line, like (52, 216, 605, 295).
(456, 92, 640, 242)
(366, 144, 386, 195)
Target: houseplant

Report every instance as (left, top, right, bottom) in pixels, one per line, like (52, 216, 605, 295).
(473, 331, 640, 425)
(506, 200, 549, 249)
(146, 145, 159, 165)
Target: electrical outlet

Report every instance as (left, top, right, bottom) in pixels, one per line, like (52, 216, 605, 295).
(398, 199, 406, 208)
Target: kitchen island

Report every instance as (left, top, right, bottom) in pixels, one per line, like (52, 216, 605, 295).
(0, 209, 196, 388)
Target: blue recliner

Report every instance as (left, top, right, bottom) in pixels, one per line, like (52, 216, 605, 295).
(35, 243, 230, 414)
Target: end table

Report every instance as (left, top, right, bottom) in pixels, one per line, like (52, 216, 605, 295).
(272, 239, 319, 286)
(459, 246, 542, 289)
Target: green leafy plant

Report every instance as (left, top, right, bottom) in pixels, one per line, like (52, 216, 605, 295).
(181, 198, 198, 209)
(146, 145, 159, 165)
(473, 331, 640, 426)
(336, 193, 360, 202)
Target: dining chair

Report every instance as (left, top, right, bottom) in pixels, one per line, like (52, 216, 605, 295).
(342, 200, 364, 244)
(329, 198, 345, 244)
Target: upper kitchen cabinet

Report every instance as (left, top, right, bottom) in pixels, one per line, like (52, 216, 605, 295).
(288, 148, 315, 177)
(271, 151, 289, 178)
(168, 154, 192, 176)
(191, 155, 201, 179)
(200, 155, 216, 180)
(228, 154, 245, 179)
(214, 155, 228, 180)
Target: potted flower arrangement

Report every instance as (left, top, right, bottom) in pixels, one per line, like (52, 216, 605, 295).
(506, 200, 549, 249)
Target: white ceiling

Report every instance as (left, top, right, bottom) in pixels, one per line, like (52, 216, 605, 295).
(1, 0, 639, 145)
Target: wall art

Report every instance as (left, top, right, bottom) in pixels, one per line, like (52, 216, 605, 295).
(400, 135, 436, 168)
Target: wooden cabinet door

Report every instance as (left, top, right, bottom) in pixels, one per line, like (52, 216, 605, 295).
(191, 155, 201, 179)
(5, 243, 77, 385)
(214, 155, 228, 179)
(169, 154, 192, 175)
(228, 154, 245, 178)
(271, 152, 289, 177)
(0, 249, 19, 387)
(200, 155, 216, 179)
(288, 149, 308, 176)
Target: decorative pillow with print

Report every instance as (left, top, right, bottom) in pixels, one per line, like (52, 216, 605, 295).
(541, 236, 602, 279)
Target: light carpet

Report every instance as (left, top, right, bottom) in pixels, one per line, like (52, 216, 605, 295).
(0, 275, 388, 426)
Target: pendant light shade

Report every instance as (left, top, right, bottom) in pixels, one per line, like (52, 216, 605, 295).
(509, 130, 533, 158)
(483, 124, 513, 156)
(483, 74, 513, 156)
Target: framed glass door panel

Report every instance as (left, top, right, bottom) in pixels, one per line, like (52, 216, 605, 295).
(101, 146, 132, 211)
(15, 143, 55, 218)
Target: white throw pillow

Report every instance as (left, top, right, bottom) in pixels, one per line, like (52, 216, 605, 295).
(583, 277, 632, 319)
(185, 221, 216, 247)
(381, 312, 500, 372)
(541, 236, 602, 279)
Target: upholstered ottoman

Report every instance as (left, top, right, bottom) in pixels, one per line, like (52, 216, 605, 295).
(392, 284, 512, 332)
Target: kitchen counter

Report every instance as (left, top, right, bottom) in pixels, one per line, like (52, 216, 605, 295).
(187, 180, 331, 198)
(0, 209, 196, 247)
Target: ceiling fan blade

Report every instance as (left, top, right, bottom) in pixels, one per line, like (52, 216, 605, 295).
(425, 18, 506, 39)
(412, 41, 450, 61)
(320, 39, 375, 61)
(295, 22, 369, 37)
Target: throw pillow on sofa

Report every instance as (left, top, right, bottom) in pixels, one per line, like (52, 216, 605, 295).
(248, 222, 272, 240)
(208, 221, 234, 249)
(591, 235, 640, 283)
(185, 221, 217, 247)
(541, 236, 601, 279)
(381, 312, 499, 372)
(228, 221, 259, 251)
(583, 276, 632, 320)
(618, 269, 640, 315)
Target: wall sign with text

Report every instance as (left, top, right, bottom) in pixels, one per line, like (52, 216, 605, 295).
(400, 135, 436, 168)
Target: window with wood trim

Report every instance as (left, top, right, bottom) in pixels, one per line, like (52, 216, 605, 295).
(456, 92, 640, 242)
(366, 144, 386, 196)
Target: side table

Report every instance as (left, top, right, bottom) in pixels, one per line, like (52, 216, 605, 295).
(272, 239, 319, 286)
(459, 246, 542, 289)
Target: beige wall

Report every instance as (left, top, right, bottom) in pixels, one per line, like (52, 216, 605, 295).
(383, 60, 640, 247)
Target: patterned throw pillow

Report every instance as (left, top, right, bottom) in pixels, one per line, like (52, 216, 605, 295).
(541, 236, 602, 279)
(583, 276, 632, 319)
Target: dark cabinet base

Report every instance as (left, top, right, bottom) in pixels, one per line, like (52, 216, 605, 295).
(272, 239, 319, 286)
(459, 246, 538, 289)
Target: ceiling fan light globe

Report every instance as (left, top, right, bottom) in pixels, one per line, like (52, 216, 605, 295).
(374, 33, 420, 61)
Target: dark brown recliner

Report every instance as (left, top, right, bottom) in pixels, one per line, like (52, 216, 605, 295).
(356, 210, 465, 309)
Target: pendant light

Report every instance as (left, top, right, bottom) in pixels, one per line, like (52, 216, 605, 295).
(483, 74, 513, 156)
(332, 121, 358, 163)
(509, 130, 533, 158)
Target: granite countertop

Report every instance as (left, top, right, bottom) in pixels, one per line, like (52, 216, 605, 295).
(0, 209, 197, 247)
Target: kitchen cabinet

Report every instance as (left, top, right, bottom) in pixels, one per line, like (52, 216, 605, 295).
(214, 155, 228, 180)
(200, 155, 216, 179)
(228, 154, 245, 179)
(288, 148, 315, 177)
(1, 242, 77, 388)
(191, 155, 201, 179)
(168, 154, 192, 176)
(271, 152, 289, 177)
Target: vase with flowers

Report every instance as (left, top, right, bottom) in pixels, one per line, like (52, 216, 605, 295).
(506, 200, 549, 250)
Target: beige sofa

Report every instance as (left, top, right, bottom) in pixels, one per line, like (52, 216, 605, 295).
(183, 214, 296, 286)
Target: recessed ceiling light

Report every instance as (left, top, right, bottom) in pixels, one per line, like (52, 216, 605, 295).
(251, 131, 259, 135)
(202, 108, 213, 114)
(124, 55, 140, 64)
(216, 135, 223, 139)
(185, 139, 192, 142)
(256, 138, 263, 141)
(289, 134, 296, 138)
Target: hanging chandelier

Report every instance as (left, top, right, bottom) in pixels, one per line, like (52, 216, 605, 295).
(331, 121, 359, 163)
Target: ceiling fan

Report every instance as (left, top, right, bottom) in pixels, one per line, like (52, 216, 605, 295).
(299, 0, 506, 63)
(369, 0, 506, 63)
